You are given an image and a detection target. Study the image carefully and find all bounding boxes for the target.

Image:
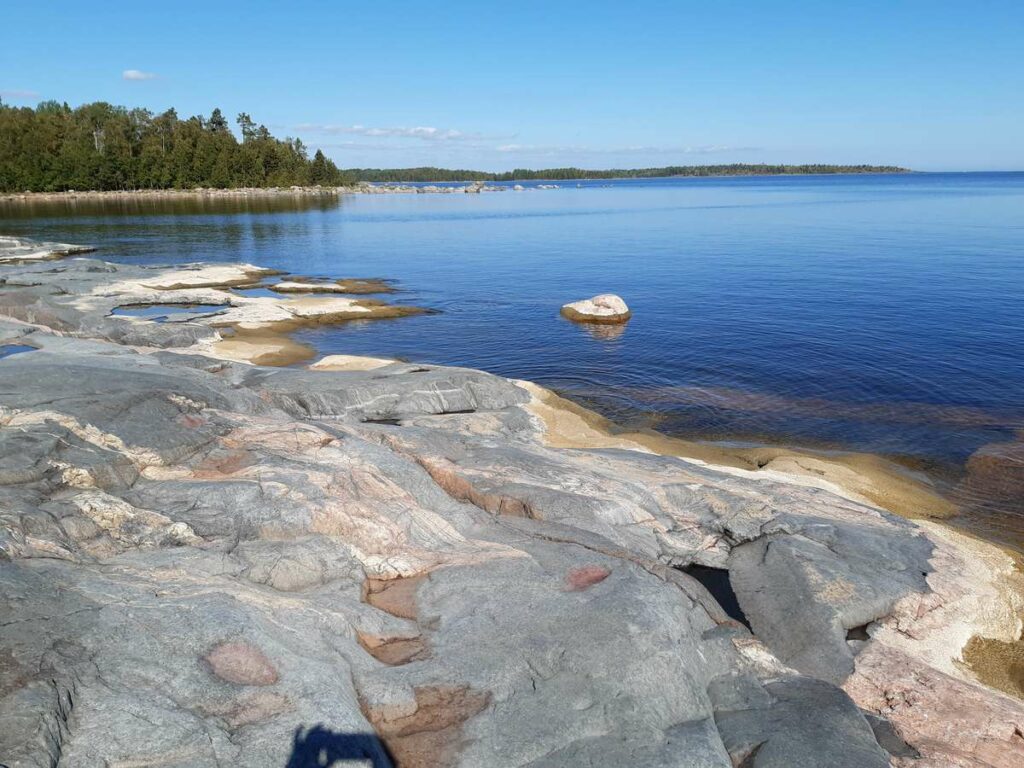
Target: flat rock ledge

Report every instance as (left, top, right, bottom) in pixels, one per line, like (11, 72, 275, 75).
(0, 239, 428, 367)
(1, 238, 1023, 767)
(271, 277, 396, 295)
(0, 235, 96, 264)
(561, 293, 632, 324)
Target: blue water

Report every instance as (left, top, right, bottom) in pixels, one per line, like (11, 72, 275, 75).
(3, 173, 1023, 534)
(0, 344, 37, 360)
(110, 304, 230, 322)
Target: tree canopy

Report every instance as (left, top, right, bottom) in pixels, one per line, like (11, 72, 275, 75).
(0, 100, 354, 192)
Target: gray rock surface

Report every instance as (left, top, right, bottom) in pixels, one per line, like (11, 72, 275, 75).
(0, 236, 96, 264)
(0, 241, 1020, 767)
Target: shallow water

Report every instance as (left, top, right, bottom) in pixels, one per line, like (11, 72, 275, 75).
(0, 344, 37, 360)
(110, 303, 230, 322)
(3, 174, 1023, 539)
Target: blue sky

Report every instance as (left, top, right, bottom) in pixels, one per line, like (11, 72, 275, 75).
(3, 1, 1022, 171)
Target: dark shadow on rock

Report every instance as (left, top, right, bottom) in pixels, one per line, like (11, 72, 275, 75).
(680, 564, 751, 631)
(285, 725, 393, 767)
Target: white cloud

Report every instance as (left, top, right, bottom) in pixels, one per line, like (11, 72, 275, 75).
(122, 69, 158, 81)
(295, 123, 513, 143)
(0, 89, 39, 99)
(496, 143, 758, 156)
(316, 141, 406, 152)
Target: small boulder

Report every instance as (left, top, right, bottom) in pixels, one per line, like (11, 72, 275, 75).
(560, 294, 631, 324)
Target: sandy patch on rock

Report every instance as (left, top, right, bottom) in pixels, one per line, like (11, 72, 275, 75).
(210, 330, 317, 366)
(310, 354, 399, 371)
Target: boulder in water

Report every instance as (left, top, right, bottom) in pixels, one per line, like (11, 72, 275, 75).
(560, 293, 631, 324)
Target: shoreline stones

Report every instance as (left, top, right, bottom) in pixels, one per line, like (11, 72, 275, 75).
(560, 293, 632, 324)
(0, 181, 575, 204)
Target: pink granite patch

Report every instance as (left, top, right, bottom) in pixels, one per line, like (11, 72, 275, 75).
(176, 413, 206, 429)
(204, 641, 279, 686)
(566, 565, 611, 591)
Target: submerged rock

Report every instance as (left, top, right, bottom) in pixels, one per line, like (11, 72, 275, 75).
(560, 293, 631, 324)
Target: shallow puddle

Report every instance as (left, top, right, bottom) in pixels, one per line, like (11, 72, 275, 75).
(231, 286, 279, 298)
(0, 344, 37, 360)
(110, 304, 229, 322)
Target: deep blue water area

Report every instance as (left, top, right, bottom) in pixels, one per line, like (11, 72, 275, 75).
(4, 172, 1023, 537)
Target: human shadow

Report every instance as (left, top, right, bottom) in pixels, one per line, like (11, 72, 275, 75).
(284, 725, 393, 768)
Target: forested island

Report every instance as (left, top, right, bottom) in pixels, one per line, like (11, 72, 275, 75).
(0, 100, 908, 192)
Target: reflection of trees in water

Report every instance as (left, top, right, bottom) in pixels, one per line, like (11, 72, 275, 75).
(0, 194, 343, 219)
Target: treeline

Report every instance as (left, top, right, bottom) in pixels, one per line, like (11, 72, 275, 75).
(0, 100, 353, 192)
(348, 167, 496, 183)
(0, 100, 908, 192)
(500, 164, 909, 179)
(352, 164, 909, 182)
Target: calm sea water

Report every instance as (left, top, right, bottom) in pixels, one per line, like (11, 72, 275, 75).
(3, 174, 1023, 539)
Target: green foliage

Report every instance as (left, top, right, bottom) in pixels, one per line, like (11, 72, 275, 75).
(347, 167, 497, 183)
(349, 164, 909, 183)
(0, 100, 356, 192)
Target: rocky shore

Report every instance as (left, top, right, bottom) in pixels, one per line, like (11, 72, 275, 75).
(1, 237, 1023, 767)
(0, 181, 506, 204)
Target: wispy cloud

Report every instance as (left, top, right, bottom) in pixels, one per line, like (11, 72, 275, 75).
(315, 141, 411, 152)
(0, 89, 39, 99)
(122, 69, 158, 81)
(496, 143, 759, 156)
(296, 123, 513, 143)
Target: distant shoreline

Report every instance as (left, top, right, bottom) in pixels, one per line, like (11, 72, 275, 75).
(0, 171, 918, 202)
